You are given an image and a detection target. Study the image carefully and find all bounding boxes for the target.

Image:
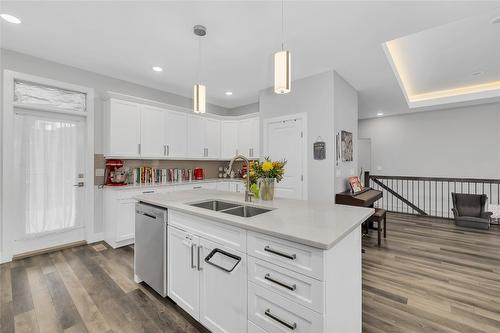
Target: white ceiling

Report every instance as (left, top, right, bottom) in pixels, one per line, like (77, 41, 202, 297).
(1, 1, 499, 118)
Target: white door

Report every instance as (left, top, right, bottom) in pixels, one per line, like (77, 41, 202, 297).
(140, 105, 165, 157)
(188, 115, 205, 158)
(165, 110, 188, 158)
(264, 117, 305, 199)
(168, 226, 200, 320)
(108, 99, 141, 156)
(221, 120, 239, 159)
(13, 111, 86, 254)
(199, 238, 247, 333)
(205, 118, 220, 159)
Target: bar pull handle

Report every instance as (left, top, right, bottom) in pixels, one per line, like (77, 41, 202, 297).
(197, 245, 203, 271)
(264, 309, 297, 330)
(163, 145, 167, 156)
(167, 144, 170, 156)
(138, 143, 141, 155)
(264, 246, 296, 260)
(191, 244, 196, 269)
(264, 273, 296, 291)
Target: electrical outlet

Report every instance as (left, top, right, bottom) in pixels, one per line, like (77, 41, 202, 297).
(95, 168, 105, 177)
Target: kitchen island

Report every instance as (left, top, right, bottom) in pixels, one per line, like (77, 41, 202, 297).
(134, 189, 373, 333)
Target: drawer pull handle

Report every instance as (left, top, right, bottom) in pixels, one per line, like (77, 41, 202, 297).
(191, 244, 196, 269)
(264, 273, 296, 291)
(264, 309, 297, 330)
(193, 186, 202, 189)
(142, 190, 154, 194)
(264, 246, 297, 260)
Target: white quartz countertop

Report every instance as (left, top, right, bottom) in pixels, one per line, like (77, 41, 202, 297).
(104, 178, 243, 190)
(134, 189, 374, 250)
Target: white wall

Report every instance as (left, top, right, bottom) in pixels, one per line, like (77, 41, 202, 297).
(358, 102, 500, 178)
(333, 72, 359, 193)
(259, 70, 359, 201)
(228, 102, 259, 116)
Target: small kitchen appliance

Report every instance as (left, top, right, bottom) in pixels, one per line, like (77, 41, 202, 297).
(104, 159, 128, 186)
(193, 167, 204, 180)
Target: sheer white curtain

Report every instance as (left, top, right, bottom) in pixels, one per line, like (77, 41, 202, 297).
(14, 114, 79, 236)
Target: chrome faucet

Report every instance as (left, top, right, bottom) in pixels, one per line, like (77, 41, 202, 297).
(227, 154, 254, 202)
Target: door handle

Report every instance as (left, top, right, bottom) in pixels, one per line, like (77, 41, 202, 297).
(264, 273, 296, 291)
(167, 145, 170, 156)
(191, 244, 196, 269)
(264, 309, 297, 330)
(73, 182, 84, 187)
(163, 145, 167, 156)
(264, 246, 296, 260)
(197, 245, 203, 271)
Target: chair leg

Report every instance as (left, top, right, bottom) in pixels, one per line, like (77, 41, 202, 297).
(384, 215, 387, 238)
(377, 221, 381, 247)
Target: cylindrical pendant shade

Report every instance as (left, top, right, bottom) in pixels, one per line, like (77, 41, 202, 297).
(274, 50, 291, 94)
(193, 84, 206, 114)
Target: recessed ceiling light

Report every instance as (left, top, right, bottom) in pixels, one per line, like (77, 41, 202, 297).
(491, 16, 500, 24)
(377, 112, 384, 117)
(225, 91, 233, 96)
(152, 66, 163, 72)
(0, 14, 21, 24)
(472, 71, 484, 76)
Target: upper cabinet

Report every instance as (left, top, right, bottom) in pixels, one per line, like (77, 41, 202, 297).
(104, 99, 141, 157)
(104, 97, 258, 160)
(165, 111, 188, 158)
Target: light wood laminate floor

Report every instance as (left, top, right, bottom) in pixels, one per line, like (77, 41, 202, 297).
(1, 213, 499, 333)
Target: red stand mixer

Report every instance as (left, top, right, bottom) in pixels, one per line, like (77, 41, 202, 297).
(104, 159, 128, 186)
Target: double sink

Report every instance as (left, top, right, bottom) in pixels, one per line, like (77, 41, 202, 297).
(189, 200, 272, 218)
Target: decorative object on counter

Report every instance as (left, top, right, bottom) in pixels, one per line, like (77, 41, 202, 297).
(341, 130, 353, 162)
(194, 167, 204, 180)
(348, 176, 363, 193)
(313, 137, 326, 160)
(218, 166, 224, 178)
(229, 170, 235, 179)
(249, 157, 287, 201)
(223, 166, 229, 178)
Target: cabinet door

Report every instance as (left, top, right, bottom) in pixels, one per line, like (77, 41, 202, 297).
(221, 120, 239, 159)
(108, 99, 141, 156)
(199, 238, 247, 333)
(168, 226, 200, 320)
(188, 115, 205, 158)
(249, 117, 260, 158)
(140, 105, 165, 158)
(205, 118, 220, 159)
(116, 199, 136, 242)
(165, 111, 188, 158)
(238, 118, 252, 158)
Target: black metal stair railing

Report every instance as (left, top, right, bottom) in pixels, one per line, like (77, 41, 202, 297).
(365, 172, 500, 219)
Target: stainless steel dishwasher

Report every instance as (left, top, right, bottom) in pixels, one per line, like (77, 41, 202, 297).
(135, 202, 167, 297)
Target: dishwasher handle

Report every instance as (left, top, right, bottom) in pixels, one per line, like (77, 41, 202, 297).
(136, 211, 157, 219)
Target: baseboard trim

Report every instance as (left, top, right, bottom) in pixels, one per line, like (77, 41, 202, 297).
(12, 240, 87, 261)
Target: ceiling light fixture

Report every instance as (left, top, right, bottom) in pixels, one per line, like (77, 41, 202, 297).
(274, 0, 291, 94)
(193, 25, 207, 114)
(377, 112, 384, 117)
(0, 13, 21, 24)
(225, 91, 233, 96)
(152, 66, 163, 72)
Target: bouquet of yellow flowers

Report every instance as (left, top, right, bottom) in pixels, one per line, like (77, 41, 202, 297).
(249, 157, 286, 183)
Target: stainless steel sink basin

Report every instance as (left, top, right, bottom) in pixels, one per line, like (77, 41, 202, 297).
(220, 205, 272, 218)
(188, 199, 273, 218)
(189, 200, 240, 211)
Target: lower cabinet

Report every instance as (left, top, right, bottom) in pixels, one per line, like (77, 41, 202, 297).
(168, 225, 247, 333)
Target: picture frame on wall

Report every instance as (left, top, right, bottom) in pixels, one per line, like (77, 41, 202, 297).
(341, 130, 353, 162)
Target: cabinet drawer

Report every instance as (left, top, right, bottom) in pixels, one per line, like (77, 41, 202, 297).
(248, 282, 323, 333)
(248, 257, 324, 314)
(247, 232, 324, 280)
(169, 210, 246, 252)
(248, 321, 267, 333)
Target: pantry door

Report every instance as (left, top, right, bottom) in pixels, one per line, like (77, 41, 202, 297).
(3, 71, 94, 262)
(263, 114, 307, 200)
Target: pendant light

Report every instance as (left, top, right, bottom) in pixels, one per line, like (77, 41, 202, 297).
(193, 25, 207, 113)
(274, 0, 291, 94)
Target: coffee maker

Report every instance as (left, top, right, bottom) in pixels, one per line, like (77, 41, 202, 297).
(104, 159, 128, 186)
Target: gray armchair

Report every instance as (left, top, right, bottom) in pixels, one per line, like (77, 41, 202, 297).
(451, 193, 492, 230)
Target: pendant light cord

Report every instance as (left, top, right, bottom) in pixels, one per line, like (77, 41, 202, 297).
(197, 36, 202, 83)
(281, 0, 285, 50)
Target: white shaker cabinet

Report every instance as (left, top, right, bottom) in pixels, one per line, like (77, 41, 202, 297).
(221, 120, 239, 159)
(164, 111, 188, 158)
(238, 117, 260, 159)
(104, 99, 141, 157)
(140, 105, 165, 158)
(199, 237, 247, 333)
(168, 226, 200, 320)
(205, 118, 221, 159)
(188, 115, 206, 158)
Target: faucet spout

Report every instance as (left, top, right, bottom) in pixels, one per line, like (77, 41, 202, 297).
(227, 154, 254, 202)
